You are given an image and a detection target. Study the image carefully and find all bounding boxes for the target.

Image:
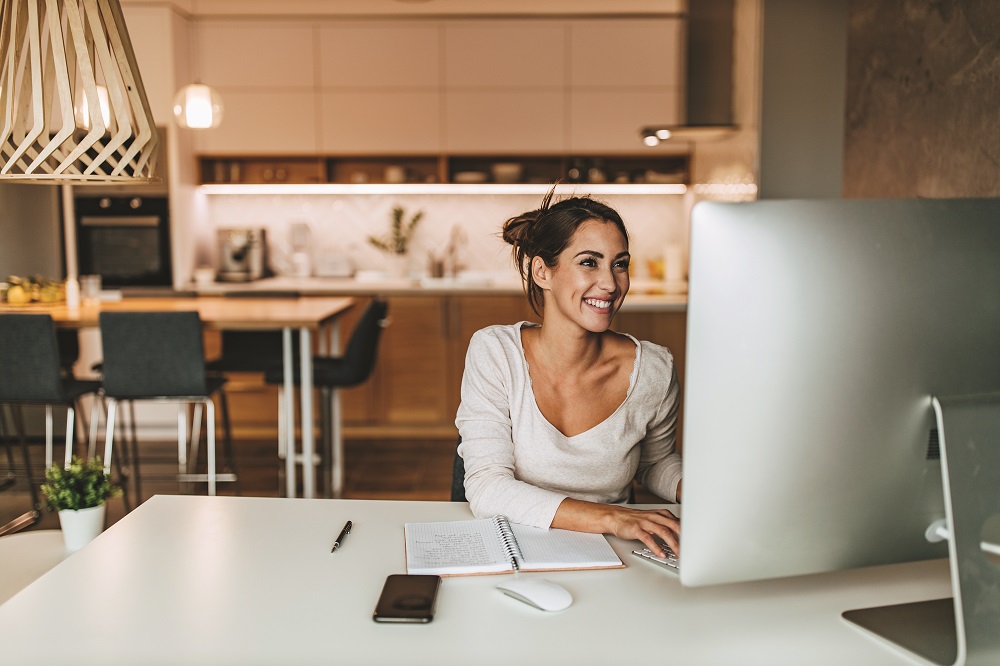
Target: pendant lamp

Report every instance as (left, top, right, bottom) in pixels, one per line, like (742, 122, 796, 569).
(172, 82, 222, 129)
(0, 0, 158, 182)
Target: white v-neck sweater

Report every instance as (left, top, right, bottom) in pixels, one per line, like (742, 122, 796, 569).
(455, 322, 682, 529)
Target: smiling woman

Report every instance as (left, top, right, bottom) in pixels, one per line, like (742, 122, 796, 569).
(455, 188, 683, 559)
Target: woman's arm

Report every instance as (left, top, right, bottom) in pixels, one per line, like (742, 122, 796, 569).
(552, 498, 680, 557)
(635, 350, 683, 502)
(457, 329, 568, 528)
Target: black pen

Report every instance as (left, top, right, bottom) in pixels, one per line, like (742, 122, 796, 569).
(331, 520, 352, 553)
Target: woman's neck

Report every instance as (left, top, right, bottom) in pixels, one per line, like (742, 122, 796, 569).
(530, 317, 606, 371)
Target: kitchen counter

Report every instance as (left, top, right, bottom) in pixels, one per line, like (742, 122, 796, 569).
(190, 276, 688, 312)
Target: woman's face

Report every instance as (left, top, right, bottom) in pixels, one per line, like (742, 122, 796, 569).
(534, 218, 630, 333)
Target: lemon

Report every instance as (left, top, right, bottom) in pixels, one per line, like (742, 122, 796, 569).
(5, 284, 29, 305)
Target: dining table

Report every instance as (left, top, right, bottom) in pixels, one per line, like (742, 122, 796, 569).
(0, 295, 355, 499)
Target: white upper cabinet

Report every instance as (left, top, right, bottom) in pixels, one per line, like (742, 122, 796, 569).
(569, 19, 684, 88)
(320, 91, 441, 153)
(319, 22, 441, 88)
(567, 18, 685, 152)
(445, 90, 564, 153)
(444, 21, 565, 88)
(195, 91, 319, 154)
(197, 21, 316, 88)
(187, 16, 685, 156)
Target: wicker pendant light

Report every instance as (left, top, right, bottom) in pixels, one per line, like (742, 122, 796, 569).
(0, 0, 158, 182)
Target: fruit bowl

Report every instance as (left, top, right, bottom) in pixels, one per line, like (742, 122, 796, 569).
(1, 276, 66, 305)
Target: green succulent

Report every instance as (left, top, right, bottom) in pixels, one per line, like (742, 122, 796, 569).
(41, 456, 121, 511)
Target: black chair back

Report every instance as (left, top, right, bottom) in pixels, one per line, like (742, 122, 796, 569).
(99, 311, 209, 399)
(338, 299, 389, 387)
(451, 434, 466, 502)
(0, 314, 66, 402)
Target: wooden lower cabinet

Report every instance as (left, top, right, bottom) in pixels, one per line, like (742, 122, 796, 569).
(214, 295, 684, 444)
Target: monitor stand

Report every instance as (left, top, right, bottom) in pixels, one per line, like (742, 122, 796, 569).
(843, 394, 1000, 666)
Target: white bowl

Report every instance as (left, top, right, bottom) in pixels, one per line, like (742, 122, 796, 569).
(491, 162, 523, 183)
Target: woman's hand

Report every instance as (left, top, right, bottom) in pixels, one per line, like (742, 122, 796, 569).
(552, 499, 680, 558)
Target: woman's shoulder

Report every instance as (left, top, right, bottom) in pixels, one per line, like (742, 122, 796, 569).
(468, 322, 534, 357)
(632, 336, 676, 372)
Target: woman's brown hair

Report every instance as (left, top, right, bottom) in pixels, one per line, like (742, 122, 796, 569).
(501, 188, 628, 315)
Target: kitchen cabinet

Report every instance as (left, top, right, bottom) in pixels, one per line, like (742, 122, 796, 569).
(180, 16, 685, 157)
(319, 91, 443, 154)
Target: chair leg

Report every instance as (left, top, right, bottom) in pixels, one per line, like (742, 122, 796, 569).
(64, 406, 75, 468)
(218, 390, 238, 494)
(103, 400, 118, 477)
(190, 403, 203, 474)
(0, 406, 41, 536)
(127, 401, 143, 503)
(177, 404, 189, 494)
(74, 399, 88, 456)
(205, 399, 217, 496)
(44, 404, 54, 468)
(87, 393, 102, 460)
(331, 388, 344, 499)
(277, 387, 286, 460)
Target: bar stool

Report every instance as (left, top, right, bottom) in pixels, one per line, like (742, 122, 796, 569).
(99, 311, 236, 498)
(263, 299, 388, 497)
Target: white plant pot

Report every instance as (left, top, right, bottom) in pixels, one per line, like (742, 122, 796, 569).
(384, 253, 408, 279)
(58, 504, 106, 552)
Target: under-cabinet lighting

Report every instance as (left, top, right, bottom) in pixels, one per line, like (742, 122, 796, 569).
(199, 183, 687, 196)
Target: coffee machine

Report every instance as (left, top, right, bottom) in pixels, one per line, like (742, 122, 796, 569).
(217, 228, 267, 282)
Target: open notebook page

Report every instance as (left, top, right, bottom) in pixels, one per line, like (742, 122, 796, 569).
(405, 520, 513, 575)
(510, 523, 623, 570)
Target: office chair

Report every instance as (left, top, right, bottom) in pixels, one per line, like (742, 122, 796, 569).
(99, 311, 236, 498)
(263, 299, 389, 497)
(451, 435, 466, 502)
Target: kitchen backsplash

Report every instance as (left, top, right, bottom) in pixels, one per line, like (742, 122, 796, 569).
(199, 192, 689, 281)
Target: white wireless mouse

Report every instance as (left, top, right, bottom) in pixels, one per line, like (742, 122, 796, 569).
(496, 577, 573, 612)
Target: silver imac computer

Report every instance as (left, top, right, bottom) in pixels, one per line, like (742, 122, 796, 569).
(680, 198, 1000, 664)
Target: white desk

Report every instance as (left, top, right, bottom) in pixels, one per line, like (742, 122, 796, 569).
(0, 496, 950, 665)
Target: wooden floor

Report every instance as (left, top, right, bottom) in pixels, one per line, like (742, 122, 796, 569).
(3, 436, 457, 532)
(3, 435, 663, 533)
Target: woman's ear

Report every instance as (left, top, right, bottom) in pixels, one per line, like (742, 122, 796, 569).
(531, 256, 551, 289)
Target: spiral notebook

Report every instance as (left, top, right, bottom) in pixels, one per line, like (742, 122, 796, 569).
(404, 515, 624, 577)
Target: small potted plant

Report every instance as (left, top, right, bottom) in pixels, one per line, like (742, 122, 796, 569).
(367, 205, 424, 277)
(41, 456, 121, 551)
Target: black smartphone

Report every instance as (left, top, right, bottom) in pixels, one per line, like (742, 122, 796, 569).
(372, 574, 441, 623)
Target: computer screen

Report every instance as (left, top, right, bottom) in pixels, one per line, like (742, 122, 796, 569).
(679, 198, 1000, 588)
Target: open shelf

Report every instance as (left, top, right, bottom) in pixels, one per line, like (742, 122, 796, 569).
(199, 152, 689, 189)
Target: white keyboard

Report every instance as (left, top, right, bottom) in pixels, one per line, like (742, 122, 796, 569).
(631, 547, 679, 572)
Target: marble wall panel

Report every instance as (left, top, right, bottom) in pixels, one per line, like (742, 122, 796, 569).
(844, 0, 1000, 198)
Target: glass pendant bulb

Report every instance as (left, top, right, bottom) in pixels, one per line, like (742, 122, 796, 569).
(173, 84, 224, 129)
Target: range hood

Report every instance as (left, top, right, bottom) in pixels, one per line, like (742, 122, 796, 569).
(641, 0, 737, 145)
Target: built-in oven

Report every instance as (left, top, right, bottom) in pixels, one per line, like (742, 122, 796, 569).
(75, 195, 172, 287)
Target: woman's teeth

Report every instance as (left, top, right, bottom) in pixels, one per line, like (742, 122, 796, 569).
(585, 298, 611, 308)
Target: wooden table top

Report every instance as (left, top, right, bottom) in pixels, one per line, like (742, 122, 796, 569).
(0, 296, 355, 330)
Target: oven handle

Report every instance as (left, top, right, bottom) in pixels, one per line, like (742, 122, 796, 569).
(80, 216, 160, 227)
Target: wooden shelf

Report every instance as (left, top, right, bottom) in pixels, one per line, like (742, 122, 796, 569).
(198, 153, 688, 187)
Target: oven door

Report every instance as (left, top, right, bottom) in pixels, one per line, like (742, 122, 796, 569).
(76, 196, 172, 287)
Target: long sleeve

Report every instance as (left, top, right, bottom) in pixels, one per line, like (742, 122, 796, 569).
(455, 328, 568, 528)
(634, 349, 683, 502)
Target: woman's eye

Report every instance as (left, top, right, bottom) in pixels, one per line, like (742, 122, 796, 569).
(580, 258, 597, 267)
(614, 260, 630, 270)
